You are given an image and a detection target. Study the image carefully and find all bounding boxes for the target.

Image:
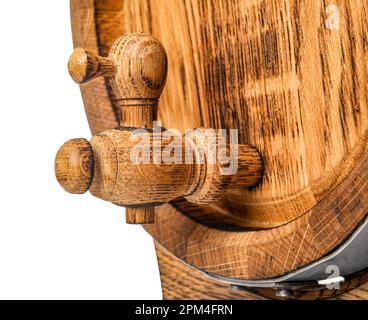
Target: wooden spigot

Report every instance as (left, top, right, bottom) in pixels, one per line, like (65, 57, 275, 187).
(67, 33, 168, 224)
(56, 33, 264, 225)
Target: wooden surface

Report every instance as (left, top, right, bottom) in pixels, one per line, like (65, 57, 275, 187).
(147, 148, 368, 279)
(69, 0, 368, 298)
(155, 243, 368, 300)
(70, 0, 368, 228)
(79, 0, 368, 228)
(68, 47, 115, 84)
(54, 138, 94, 194)
(88, 129, 195, 205)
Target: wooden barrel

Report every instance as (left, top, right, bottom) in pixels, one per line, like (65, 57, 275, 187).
(69, 0, 368, 299)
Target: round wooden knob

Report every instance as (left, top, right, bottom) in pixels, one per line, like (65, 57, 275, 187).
(55, 138, 94, 194)
(68, 48, 115, 84)
(108, 33, 168, 101)
(67, 33, 168, 100)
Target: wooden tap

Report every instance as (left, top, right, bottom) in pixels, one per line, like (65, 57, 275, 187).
(68, 33, 168, 224)
(56, 33, 263, 225)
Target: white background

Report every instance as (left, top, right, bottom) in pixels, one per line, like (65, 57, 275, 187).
(0, 1, 161, 299)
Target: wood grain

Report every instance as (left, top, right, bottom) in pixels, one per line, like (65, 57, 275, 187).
(68, 32, 169, 224)
(68, 47, 115, 84)
(108, 33, 168, 223)
(56, 129, 262, 208)
(147, 146, 368, 279)
(121, 0, 368, 228)
(64, 31, 263, 221)
(70, 0, 118, 134)
(54, 138, 94, 194)
(71, 0, 368, 228)
(69, 0, 368, 298)
(155, 243, 368, 300)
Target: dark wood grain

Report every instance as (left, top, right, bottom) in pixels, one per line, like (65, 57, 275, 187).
(69, 0, 368, 299)
(155, 243, 368, 300)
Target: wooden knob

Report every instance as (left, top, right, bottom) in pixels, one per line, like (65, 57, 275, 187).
(68, 48, 115, 84)
(54, 138, 94, 194)
(68, 33, 168, 129)
(108, 33, 168, 101)
(68, 33, 168, 102)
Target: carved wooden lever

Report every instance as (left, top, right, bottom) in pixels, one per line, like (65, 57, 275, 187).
(55, 33, 263, 224)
